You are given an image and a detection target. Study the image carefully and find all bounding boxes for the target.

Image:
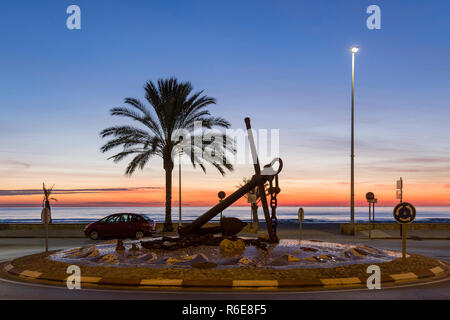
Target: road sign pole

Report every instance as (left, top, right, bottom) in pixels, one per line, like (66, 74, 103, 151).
(372, 199, 377, 229)
(402, 224, 406, 260)
(368, 202, 371, 239)
(400, 177, 403, 203)
(400, 179, 403, 237)
(365, 192, 375, 238)
(393, 202, 415, 261)
(396, 177, 403, 203)
(218, 191, 226, 220)
(397, 178, 403, 237)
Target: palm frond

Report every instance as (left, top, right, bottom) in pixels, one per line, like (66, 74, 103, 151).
(124, 150, 154, 176)
(42, 183, 57, 202)
(100, 77, 234, 178)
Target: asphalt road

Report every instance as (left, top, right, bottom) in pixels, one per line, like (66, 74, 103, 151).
(0, 237, 449, 299)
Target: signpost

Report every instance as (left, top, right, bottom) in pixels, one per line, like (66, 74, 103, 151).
(393, 202, 416, 260)
(396, 177, 404, 236)
(365, 192, 375, 239)
(372, 198, 377, 227)
(297, 208, 304, 242)
(41, 207, 51, 253)
(218, 191, 226, 220)
(396, 178, 403, 202)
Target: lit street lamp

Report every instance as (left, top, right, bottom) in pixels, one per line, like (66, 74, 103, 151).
(350, 45, 359, 235)
(351, 46, 359, 54)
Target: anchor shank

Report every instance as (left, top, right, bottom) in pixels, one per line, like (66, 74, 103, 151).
(178, 174, 269, 236)
(245, 117, 275, 241)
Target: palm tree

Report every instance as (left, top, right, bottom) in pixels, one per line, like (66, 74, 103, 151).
(237, 177, 268, 232)
(42, 183, 57, 224)
(100, 78, 235, 231)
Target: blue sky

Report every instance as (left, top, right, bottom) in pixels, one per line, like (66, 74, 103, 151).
(0, 0, 449, 206)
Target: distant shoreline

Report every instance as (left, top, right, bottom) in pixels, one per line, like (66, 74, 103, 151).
(1, 206, 449, 224)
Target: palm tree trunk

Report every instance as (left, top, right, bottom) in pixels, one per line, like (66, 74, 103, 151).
(163, 158, 174, 232)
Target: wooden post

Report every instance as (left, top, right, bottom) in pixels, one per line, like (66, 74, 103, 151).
(368, 202, 372, 239)
(402, 224, 406, 260)
(298, 208, 304, 243)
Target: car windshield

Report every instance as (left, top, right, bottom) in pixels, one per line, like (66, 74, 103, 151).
(99, 217, 108, 223)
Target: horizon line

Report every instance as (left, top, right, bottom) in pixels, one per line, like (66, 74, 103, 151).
(1, 204, 449, 208)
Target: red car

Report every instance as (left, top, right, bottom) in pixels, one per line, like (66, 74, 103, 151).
(84, 213, 156, 240)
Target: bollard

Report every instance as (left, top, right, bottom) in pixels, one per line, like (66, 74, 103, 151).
(298, 208, 304, 242)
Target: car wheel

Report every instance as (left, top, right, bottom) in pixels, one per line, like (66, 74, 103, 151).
(89, 230, 100, 240)
(135, 230, 144, 239)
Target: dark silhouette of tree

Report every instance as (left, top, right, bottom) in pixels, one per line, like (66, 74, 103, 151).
(100, 78, 235, 231)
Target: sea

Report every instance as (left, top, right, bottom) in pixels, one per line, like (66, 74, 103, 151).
(0, 206, 449, 224)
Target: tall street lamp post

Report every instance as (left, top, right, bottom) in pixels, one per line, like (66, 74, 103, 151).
(350, 46, 359, 235)
(178, 144, 182, 227)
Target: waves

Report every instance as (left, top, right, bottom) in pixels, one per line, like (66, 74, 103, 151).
(1, 206, 449, 224)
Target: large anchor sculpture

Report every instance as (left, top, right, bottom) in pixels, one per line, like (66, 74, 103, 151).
(141, 117, 282, 250)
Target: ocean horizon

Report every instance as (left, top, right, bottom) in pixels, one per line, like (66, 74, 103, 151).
(1, 206, 449, 224)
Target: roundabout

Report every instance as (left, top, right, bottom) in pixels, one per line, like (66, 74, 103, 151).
(2, 237, 447, 291)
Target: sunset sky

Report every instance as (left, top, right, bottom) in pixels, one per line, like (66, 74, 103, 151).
(1, 0, 449, 207)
